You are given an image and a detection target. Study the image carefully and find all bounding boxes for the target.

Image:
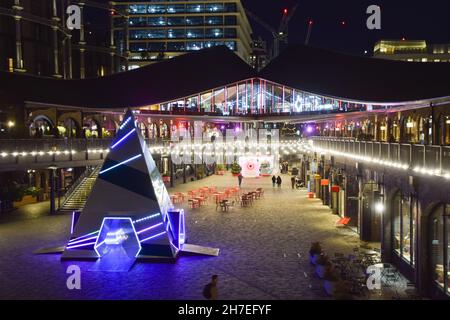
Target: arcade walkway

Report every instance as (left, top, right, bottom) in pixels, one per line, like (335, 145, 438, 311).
(0, 174, 412, 299)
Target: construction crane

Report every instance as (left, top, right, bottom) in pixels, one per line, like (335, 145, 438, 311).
(245, 3, 299, 59)
(305, 19, 313, 45)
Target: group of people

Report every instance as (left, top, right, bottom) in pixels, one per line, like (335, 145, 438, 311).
(280, 161, 289, 174)
(271, 175, 282, 187)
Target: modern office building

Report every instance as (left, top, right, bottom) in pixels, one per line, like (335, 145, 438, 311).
(0, 0, 127, 78)
(374, 39, 450, 63)
(111, 0, 253, 68)
(249, 37, 268, 71)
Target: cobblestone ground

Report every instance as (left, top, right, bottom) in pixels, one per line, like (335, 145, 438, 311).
(0, 174, 411, 300)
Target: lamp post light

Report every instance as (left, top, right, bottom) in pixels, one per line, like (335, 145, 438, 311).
(48, 165, 58, 215)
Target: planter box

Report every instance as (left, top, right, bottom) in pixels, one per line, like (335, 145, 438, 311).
(232, 173, 241, 177)
(14, 195, 37, 207)
(216, 170, 226, 175)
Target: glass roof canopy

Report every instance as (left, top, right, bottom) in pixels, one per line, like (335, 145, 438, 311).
(154, 77, 396, 116)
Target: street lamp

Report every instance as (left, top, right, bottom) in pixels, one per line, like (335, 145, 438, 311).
(375, 202, 385, 214)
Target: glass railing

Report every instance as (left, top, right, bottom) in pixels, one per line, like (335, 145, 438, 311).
(310, 136, 450, 175)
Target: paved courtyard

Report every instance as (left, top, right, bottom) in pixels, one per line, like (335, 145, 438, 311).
(0, 174, 411, 299)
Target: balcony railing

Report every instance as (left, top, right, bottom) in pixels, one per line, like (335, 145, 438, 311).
(310, 137, 450, 175)
(0, 138, 167, 168)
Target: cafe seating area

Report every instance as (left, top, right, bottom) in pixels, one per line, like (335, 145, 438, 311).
(170, 187, 265, 213)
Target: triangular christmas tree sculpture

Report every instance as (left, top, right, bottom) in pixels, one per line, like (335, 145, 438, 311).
(62, 110, 179, 260)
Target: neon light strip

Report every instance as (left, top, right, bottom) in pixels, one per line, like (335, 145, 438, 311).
(96, 240, 105, 247)
(133, 213, 160, 224)
(99, 154, 142, 174)
(139, 231, 166, 243)
(136, 222, 163, 235)
(69, 230, 99, 243)
(66, 241, 96, 250)
(111, 128, 136, 149)
(67, 236, 98, 246)
(119, 117, 132, 130)
(71, 212, 75, 234)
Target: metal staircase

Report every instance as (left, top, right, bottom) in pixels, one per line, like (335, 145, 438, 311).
(58, 166, 101, 213)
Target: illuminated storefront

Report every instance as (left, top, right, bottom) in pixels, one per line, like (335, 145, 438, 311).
(158, 78, 383, 115)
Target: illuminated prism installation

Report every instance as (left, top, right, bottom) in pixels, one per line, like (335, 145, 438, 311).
(94, 217, 141, 259)
(62, 109, 180, 260)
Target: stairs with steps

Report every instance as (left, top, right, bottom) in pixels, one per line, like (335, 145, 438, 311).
(58, 166, 100, 213)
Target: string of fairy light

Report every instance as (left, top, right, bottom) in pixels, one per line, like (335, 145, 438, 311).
(0, 140, 311, 159)
(1, 139, 448, 179)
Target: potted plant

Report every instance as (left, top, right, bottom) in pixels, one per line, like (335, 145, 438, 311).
(231, 161, 241, 176)
(315, 254, 332, 278)
(216, 164, 226, 175)
(309, 242, 322, 265)
(323, 267, 340, 296)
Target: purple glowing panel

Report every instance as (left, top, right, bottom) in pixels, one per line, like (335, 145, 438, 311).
(94, 217, 141, 259)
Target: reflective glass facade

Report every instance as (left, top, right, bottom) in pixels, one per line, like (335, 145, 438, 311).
(157, 78, 386, 115)
(114, 1, 252, 66)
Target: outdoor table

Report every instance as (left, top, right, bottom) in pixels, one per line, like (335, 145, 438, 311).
(194, 196, 205, 206)
(188, 199, 200, 209)
(175, 192, 185, 201)
(188, 190, 198, 198)
(213, 192, 225, 202)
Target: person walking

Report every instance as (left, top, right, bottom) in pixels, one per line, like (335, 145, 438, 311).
(291, 176, 295, 189)
(203, 275, 218, 300)
(277, 175, 282, 188)
(272, 175, 276, 187)
(238, 173, 243, 188)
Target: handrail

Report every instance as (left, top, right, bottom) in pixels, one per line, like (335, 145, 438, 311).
(309, 136, 450, 175)
(60, 166, 98, 209)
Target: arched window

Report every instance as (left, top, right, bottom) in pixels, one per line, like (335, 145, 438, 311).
(430, 204, 450, 294)
(58, 118, 79, 138)
(29, 115, 54, 138)
(83, 118, 100, 138)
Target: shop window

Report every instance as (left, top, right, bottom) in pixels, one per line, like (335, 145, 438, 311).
(392, 192, 416, 264)
(431, 204, 450, 294)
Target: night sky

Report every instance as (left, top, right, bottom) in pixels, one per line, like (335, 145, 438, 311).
(242, 0, 450, 55)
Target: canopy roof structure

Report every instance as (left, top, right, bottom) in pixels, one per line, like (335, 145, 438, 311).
(2, 45, 450, 109)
